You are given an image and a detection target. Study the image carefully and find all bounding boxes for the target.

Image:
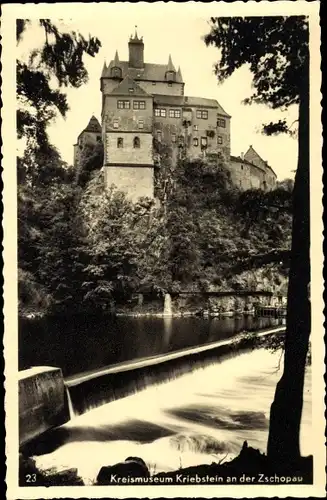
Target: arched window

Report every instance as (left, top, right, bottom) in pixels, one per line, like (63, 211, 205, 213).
(133, 136, 140, 149)
(117, 137, 124, 148)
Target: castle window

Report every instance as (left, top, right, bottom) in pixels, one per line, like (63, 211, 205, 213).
(193, 124, 198, 131)
(133, 136, 140, 148)
(217, 135, 223, 145)
(217, 118, 226, 128)
(138, 120, 144, 129)
(117, 137, 124, 148)
(169, 109, 181, 118)
(117, 100, 130, 109)
(113, 119, 119, 129)
(96, 135, 101, 142)
(196, 110, 208, 120)
(201, 137, 207, 147)
(171, 133, 176, 143)
(157, 130, 162, 142)
(154, 108, 166, 117)
(134, 100, 146, 110)
(193, 137, 199, 147)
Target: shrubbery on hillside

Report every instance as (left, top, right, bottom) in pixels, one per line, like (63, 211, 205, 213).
(18, 144, 292, 315)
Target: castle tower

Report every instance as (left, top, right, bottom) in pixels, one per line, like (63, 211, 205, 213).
(128, 28, 144, 69)
(102, 75, 154, 201)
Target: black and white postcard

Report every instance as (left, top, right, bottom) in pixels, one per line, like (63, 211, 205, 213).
(2, 1, 324, 498)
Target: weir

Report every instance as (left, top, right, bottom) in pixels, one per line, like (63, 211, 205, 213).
(65, 326, 284, 417)
(19, 326, 284, 448)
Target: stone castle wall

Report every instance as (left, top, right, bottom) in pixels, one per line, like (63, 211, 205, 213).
(104, 165, 154, 201)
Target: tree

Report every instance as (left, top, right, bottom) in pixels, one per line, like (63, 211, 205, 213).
(76, 142, 104, 187)
(205, 16, 310, 464)
(17, 19, 101, 177)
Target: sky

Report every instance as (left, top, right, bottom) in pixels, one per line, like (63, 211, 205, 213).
(18, 6, 300, 180)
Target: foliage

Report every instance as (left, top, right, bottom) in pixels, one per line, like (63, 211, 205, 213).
(76, 142, 104, 187)
(17, 19, 101, 163)
(205, 16, 309, 132)
(205, 15, 310, 464)
(19, 146, 292, 315)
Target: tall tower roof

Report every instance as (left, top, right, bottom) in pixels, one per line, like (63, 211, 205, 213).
(101, 61, 107, 78)
(113, 50, 120, 66)
(84, 115, 102, 133)
(167, 54, 176, 72)
(177, 66, 183, 82)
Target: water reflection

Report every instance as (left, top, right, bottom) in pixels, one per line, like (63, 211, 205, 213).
(19, 315, 282, 377)
(163, 316, 173, 346)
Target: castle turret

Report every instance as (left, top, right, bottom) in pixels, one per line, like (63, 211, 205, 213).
(110, 50, 122, 79)
(165, 54, 176, 82)
(101, 61, 107, 78)
(128, 28, 144, 68)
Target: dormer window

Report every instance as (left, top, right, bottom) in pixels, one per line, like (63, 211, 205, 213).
(165, 71, 176, 83)
(111, 67, 122, 79)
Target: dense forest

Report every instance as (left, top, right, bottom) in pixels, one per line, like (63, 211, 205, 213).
(18, 140, 293, 317)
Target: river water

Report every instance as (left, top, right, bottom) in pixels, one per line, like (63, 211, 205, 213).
(19, 315, 283, 376)
(20, 315, 311, 484)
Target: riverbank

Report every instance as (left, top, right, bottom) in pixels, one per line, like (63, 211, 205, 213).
(19, 289, 287, 320)
(20, 441, 313, 486)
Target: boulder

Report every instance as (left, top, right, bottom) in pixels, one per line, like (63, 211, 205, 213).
(97, 456, 150, 485)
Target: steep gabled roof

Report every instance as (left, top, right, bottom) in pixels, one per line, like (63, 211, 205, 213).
(103, 60, 184, 83)
(244, 146, 277, 177)
(230, 155, 266, 173)
(76, 115, 101, 142)
(84, 115, 102, 133)
(109, 76, 151, 97)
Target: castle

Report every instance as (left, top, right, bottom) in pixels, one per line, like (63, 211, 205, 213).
(74, 31, 277, 200)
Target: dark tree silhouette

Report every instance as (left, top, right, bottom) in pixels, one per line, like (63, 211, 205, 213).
(205, 16, 310, 464)
(17, 19, 101, 178)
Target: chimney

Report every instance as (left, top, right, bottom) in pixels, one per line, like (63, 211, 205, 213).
(241, 152, 244, 160)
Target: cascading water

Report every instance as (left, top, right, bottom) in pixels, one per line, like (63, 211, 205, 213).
(65, 386, 76, 419)
(31, 348, 312, 485)
(163, 293, 172, 316)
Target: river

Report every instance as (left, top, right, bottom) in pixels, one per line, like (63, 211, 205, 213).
(19, 315, 283, 376)
(19, 315, 311, 485)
